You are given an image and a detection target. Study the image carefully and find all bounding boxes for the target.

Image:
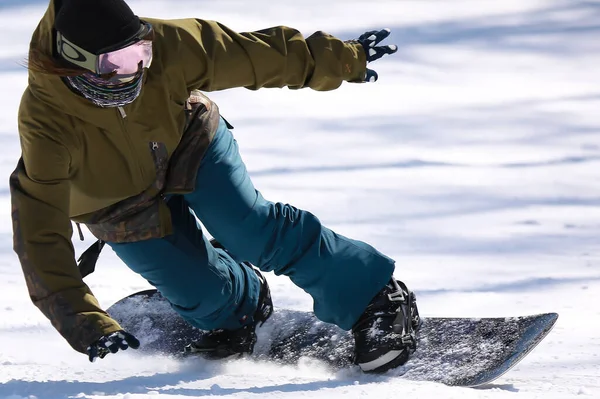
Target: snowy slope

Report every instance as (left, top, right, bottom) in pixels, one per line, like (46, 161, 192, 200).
(1, 0, 599, 398)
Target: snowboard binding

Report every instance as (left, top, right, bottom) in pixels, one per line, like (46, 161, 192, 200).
(184, 240, 273, 359)
(352, 279, 421, 373)
(184, 323, 260, 359)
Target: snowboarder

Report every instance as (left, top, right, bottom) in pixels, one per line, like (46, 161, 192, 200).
(11, 0, 420, 373)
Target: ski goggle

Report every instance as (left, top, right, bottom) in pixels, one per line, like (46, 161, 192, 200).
(57, 21, 153, 83)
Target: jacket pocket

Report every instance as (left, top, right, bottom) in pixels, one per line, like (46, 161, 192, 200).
(85, 142, 169, 243)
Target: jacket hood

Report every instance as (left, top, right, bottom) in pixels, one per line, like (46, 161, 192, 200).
(30, 0, 59, 62)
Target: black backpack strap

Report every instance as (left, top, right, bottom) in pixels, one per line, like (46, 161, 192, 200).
(221, 115, 234, 129)
(78, 240, 106, 278)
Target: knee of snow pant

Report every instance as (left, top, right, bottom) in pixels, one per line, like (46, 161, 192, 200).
(107, 195, 260, 331)
(183, 118, 396, 330)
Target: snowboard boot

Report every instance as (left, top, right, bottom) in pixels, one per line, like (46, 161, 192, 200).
(184, 263, 273, 359)
(352, 279, 421, 373)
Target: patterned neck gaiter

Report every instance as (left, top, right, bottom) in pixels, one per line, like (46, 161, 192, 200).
(66, 71, 144, 108)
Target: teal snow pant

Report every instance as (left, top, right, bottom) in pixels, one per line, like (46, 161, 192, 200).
(108, 118, 395, 331)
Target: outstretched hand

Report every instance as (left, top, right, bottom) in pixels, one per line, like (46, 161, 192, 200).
(357, 28, 398, 82)
(87, 330, 140, 362)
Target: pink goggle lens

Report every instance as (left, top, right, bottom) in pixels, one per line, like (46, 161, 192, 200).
(97, 40, 153, 77)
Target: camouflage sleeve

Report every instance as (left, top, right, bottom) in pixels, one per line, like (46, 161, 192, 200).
(10, 135, 121, 353)
(158, 19, 367, 92)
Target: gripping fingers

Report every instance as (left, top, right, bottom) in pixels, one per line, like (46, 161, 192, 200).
(87, 344, 99, 363)
(365, 69, 379, 83)
(105, 337, 124, 353)
(86, 330, 140, 362)
(359, 28, 391, 47)
(87, 344, 109, 362)
(359, 28, 398, 63)
(366, 44, 398, 62)
(121, 331, 141, 349)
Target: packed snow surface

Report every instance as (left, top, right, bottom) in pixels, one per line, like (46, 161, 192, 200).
(0, 0, 598, 398)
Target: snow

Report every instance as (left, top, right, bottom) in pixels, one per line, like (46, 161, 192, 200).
(0, 0, 599, 398)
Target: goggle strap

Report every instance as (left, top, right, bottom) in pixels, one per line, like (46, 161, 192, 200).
(56, 32, 98, 73)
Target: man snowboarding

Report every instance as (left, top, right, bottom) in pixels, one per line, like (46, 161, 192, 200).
(11, 0, 419, 373)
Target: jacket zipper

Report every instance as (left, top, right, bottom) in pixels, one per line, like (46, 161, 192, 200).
(116, 107, 146, 184)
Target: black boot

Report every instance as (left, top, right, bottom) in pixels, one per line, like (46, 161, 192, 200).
(184, 262, 273, 359)
(352, 279, 421, 373)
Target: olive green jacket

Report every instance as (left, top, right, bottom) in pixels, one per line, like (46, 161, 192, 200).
(10, 0, 367, 354)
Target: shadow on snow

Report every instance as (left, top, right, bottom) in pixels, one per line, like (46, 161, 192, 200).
(0, 369, 361, 399)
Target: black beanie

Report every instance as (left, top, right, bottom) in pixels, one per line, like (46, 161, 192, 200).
(55, 0, 142, 54)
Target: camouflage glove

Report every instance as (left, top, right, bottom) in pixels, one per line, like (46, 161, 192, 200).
(357, 28, 398, 83)
(86, 330, 140, 362)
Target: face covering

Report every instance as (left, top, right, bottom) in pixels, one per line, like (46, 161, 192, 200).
(66, 70, 144, 108)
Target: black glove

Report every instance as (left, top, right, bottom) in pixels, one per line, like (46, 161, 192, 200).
(86, 330, 140, 362)
(357, 28, 398, 83)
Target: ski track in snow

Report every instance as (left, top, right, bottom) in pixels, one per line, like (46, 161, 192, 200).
(1, 0, 599, 398)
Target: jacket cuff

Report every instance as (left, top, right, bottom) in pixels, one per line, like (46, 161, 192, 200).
(343, 41, 367, 83)
(68, 312, 123, 354)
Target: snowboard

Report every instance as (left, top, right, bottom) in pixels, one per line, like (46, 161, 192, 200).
(107, 289, 558, 387)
